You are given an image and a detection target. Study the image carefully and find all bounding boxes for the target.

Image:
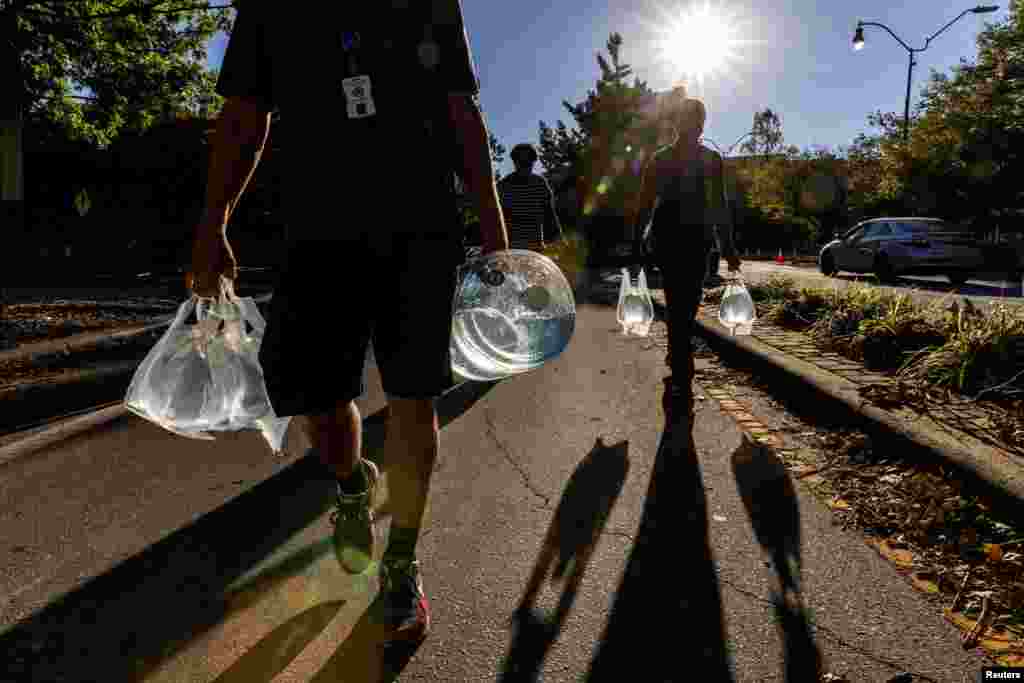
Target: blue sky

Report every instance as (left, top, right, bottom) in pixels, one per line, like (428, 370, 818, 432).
(207, 0, 1007, 176)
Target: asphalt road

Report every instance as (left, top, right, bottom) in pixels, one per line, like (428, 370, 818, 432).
(0, 294, 988, 682)
(729, 259, 1024, 311)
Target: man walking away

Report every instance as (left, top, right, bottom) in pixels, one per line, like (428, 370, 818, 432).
(498, 143, 564, 250)
(627, 96, 741, 431)
(186, 0, 509, 646)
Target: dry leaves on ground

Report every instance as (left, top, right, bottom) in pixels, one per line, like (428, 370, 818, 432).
(784, 430, 1024, 666)
(1, 303, 171, 347)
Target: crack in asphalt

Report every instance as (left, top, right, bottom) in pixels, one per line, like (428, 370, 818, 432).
(482, 408, 552, 509)
(717, 574, 942, 682)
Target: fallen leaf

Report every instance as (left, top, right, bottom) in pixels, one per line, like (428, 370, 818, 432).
(944, 608, 1024, 666)
(985, 543, 1005, 562)
(828, 497, 851, 511)
(869, 538, 915, 569)
(911, 572, 940, 594)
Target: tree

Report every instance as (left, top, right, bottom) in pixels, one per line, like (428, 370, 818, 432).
(562, 32, 659, 235)
(537, 119, 584, 176)
(740, 108, 784, 156)
(849, 2, 1024, 229)
(489, 132, 506, 180)
(12, 0, 232, 150)
(735, 143, 849, 249)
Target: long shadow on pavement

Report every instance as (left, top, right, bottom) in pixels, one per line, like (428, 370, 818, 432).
(0, 378, 499, 683)
(498, 437, 630, 682)
(730, 434, 824, 682)
(584, 419, 734, 682)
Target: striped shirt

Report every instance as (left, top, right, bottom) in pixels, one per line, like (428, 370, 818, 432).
(498, 172, 557, 250)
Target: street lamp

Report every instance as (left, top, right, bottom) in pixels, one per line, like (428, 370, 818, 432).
(852, 5, 999, 143)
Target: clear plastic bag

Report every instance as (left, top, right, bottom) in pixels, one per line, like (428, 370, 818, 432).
(718, 277, 756, 336)
(616, 267, 655, 336)
(124, 277, 292, 454)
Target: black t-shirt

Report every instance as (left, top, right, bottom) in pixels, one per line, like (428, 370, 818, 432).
(215, 0, 481, 240)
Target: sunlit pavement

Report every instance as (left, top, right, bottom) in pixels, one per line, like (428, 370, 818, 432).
(0, 297, 985, 682)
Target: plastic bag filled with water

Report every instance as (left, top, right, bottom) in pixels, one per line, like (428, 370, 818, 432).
(451, 249, 576, 382)
(718, 278, 756, 336)
(616, 267, 655, 336)
(124, 277, 292, 453)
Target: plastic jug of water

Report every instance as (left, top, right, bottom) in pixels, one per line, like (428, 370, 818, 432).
(718, 277, 756, 335)
(451, 249, 576, 382)
(616, 267, 654, 336)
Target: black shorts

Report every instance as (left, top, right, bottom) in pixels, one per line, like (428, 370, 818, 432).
(259, 231, 464, 418)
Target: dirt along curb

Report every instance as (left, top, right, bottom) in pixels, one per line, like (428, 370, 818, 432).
(691, 309, 1024, 517)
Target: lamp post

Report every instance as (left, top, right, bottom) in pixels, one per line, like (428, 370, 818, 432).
(852, 5, 999, 144)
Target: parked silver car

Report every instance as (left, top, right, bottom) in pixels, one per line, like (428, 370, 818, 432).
(819, 217, 989, 285)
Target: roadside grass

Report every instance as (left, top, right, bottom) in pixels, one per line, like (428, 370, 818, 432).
(699, 275, 1024, 662)
(705, 276, 1024, 423)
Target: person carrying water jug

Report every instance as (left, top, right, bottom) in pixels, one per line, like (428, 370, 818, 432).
(186, 0, 509, 648)
(627, 93, 742, 430)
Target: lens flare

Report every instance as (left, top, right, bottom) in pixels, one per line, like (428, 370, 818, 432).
(641, 1, 757, 92)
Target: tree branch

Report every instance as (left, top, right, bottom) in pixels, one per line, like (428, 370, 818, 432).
(13, 1, 233, 21)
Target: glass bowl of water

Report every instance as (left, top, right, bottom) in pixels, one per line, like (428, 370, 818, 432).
(451, 249, 576, 382)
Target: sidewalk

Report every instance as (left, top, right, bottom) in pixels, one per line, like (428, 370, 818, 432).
(674, 288, 1024, 516)
(0, 302, 986, 682)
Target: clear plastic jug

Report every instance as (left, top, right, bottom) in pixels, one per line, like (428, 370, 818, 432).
(616, 267, 655, 336)
(718, 277, 756, 335)
(451, 249, 576, 382)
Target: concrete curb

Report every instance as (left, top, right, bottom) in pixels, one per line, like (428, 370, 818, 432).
(0, 293, 273, 366)
(0, 361, 141, 434)
(0, 403, 129, 469)
(693, 314, 1024, 515)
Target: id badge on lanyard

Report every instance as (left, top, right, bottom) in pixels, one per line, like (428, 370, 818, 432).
(340, 30, 376, 119)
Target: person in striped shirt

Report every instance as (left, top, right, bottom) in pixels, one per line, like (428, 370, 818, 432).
(497, 144, 564, 250)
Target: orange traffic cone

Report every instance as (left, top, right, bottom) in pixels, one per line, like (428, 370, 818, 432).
(775, 248, 785, 265)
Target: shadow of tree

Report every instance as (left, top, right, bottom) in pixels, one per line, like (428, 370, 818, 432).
(730, 433, 824, 682)
(498, 437, 630, 682)
(0, 378, 499, 682)
(585, 419, 734, 682)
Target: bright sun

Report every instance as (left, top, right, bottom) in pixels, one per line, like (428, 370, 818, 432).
(649, 1, 746, 87)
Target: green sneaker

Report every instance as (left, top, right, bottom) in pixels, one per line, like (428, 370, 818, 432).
(329, 459, 381, 574)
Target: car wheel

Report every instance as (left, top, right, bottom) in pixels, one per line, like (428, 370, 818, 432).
(948, 272, 969, 286)
(819, 252, 837, 277)
(874, 254, 897, 283)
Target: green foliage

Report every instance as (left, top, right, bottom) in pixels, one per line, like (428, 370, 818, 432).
(563, 33, 662, 222)
(537, 119, 584, 176)
(740, 108, 784, 156)
(854, 4, 1024, 224)
(13, 0, 232, 149)
(489, 132, 506, 179)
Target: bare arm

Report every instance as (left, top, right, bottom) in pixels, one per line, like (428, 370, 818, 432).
(710, 152, 738, 260)
(198, 96, 273, 235)
(626, 158, 659, 238)
(543, 179, 564, 242)
(448, 93, 509, 253)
